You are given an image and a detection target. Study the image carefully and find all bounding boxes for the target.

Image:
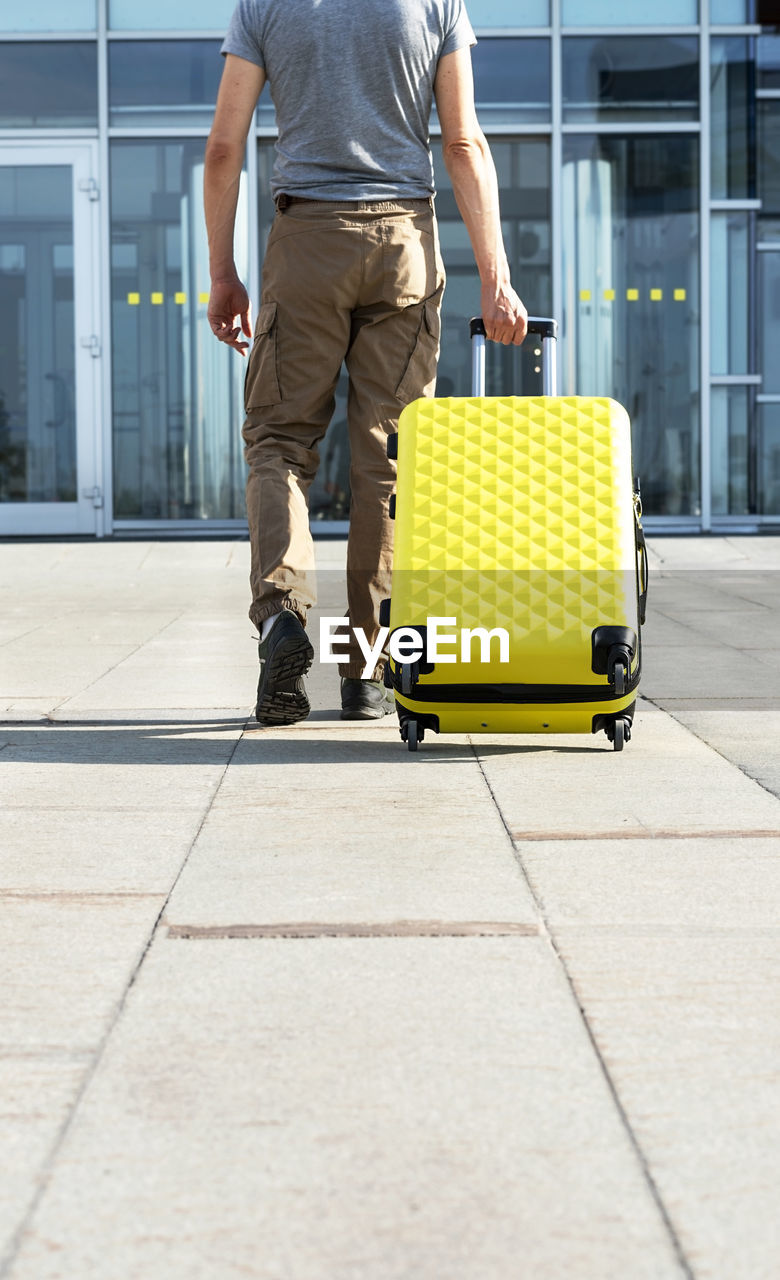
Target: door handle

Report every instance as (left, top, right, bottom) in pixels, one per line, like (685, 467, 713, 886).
(80, 335, 101, 358)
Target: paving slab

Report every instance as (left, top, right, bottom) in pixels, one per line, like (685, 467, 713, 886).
(0, 893, 172, 1261)
(0, 808, 207, 894)
(649, 536, 780, 570)
(472, 702, 780, 837)
(0, 897, 164, 1050)
(518, 837, 780, 930)
(26, 609, 179, 647)
(165, 739, 537, 922)
(653, 700, 780, 800)
(2, 535, 779, 1280)
(550, 931, 780, 1280)
(662, 606, 780, 650)
(0, 719, 244, 812)
(642, 641, 780, 699)
(0, 644, 140, 702)
(5, 938, 684, 1280)
(0, 1052, 90, 1253)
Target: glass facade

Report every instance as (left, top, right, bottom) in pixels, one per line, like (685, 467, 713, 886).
(1, 1, 779, 533)
(0, 167, 76, 503)
(0, 44, 98, 129)
(0, 3, 96, 32)
(563, 135, 700, 516)
(110, 142, 248, 519)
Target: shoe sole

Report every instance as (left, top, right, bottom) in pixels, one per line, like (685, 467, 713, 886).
(256, 627, 314, 727)
(340, 698, 396, 722)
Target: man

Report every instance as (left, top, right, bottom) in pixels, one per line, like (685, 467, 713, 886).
(205, 0, 527, 726)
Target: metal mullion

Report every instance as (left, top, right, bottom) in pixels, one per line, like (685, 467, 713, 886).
(97, 0, 112, 536)
(105, 30, 226, 38)
(551, 0, 563, 382)
(711, 25, 761, 34)
(0, 31, 97, 40)
(112, 519, 246, 532)
(0, 129, 98, 139)
(711, 374, 762, 384)
(107, 128, 212, 138)
(701, 0, 712, 531)
(430, 123, 552, 136)
(473, 27, 551, 36)
(561, 25, 700, 35)
(710, 199, 762, 209)
(562, 122, 701, 133)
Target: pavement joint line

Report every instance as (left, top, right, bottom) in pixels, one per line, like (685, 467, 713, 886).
(644, 694, 780, 805)
(512, 828, 780, 841)
(0, 715, 250, 1280)
(50, 607, 188, 717)
(468, 733, 695, 1280)
(165, 921, 541, 939)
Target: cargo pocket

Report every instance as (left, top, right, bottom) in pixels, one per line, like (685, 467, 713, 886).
(244, 302, 282, 410)
(395, 291, 442, 406)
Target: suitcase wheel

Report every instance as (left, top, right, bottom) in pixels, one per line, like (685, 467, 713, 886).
(613, 660, 627, 697)
(611, 717, 631, 752)
(400, 717, 422, 752)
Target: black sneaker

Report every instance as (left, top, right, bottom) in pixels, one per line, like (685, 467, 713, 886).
(340, 677, 396, 721)
(255, 612, 314, 726)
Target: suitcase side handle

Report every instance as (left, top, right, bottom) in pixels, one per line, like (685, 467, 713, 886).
(469, 315, 558, 397)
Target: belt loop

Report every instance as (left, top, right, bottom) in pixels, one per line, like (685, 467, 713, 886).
(275, 193, 290, 211)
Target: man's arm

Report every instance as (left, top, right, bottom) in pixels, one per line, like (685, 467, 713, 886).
(434, 47, 527, 346)
(204, 54, 266, 355)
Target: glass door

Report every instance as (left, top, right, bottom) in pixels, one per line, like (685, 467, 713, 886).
(0, 143, 101, 535)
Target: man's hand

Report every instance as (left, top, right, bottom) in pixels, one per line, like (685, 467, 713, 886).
(208, 276, 252, 355)
(481, 281, 528, 346)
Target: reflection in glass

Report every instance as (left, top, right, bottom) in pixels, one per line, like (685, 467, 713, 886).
(758, 403, 780, 514)
(562, 37, 699, 123)
(711, 0, 750, 19)
(432, 139, 552, 401)
(471, 39, 550, 125)
(110, 142, 248, 520)
(256, 138, 551, 522)
(0, 44, 97, 128)
(0, 1, 95, 30)
(109, 41, 222, 128)
(711, 212, 750, 376)
(109, 0, 235, 28)
(759, 251, 780, 395)
(711, 38, 755, 200)
(563, 0, 697, 23)
(758, 35, 780, 89)
(711, 387, 750, 515)
(758, 101, 780, 221)
(0, 168, 76, 504)
(562, 135, 700, 517)
(468, 0, 549, 24)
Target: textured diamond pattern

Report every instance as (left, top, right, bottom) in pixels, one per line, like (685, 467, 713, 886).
(391, 396, 639, 685)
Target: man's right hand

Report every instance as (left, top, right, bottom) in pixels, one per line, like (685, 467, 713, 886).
(481, 281, 528, 347)
(208, 276, 253, 356)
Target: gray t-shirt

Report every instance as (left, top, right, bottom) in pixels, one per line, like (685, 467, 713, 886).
(221, 0, 475, 200)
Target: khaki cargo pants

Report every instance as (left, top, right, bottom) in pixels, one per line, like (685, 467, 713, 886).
(242, 196, 445, 678)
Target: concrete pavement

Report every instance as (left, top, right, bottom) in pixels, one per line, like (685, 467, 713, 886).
(0, 535, 779, 1278)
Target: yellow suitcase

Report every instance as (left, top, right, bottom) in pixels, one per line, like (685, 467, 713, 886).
(381, 318, 647, 752)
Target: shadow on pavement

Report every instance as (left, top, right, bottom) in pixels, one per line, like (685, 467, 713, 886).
(0, 718, 601, 766)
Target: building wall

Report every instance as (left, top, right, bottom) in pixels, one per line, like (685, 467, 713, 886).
(0, 0, 777, 534)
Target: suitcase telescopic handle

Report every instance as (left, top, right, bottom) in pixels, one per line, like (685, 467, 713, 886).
(469, 316, 558, 398)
